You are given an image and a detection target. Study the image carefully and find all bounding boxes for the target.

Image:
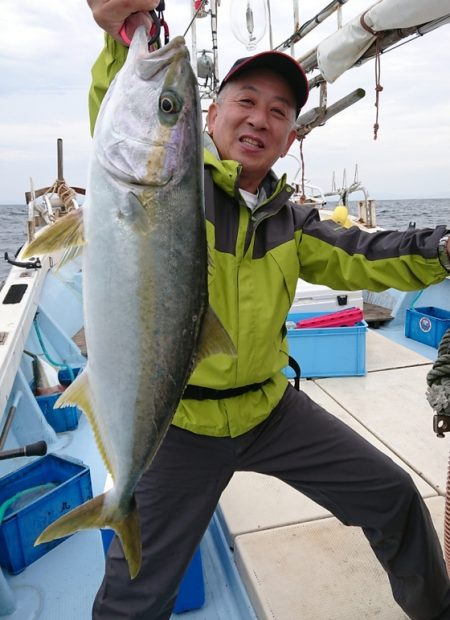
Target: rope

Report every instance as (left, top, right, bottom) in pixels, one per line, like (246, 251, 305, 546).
(409, 289, 424, 310)
(33, 316, 75, 382)
(359, 11, 383, 140)
(426, 328, 450, 415)
(426, 327, 450, 577)
(38, 179, 78, 214)
(298, 137, 306, 203)
(373, 39, 383, 140)
(56, 180, 77, 211)
(445, 453, 450, 577)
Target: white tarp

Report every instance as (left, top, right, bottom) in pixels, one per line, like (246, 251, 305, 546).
(316, 0, 450, 83)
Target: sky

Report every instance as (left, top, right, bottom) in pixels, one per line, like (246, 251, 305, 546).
(1, 0, 450, 204)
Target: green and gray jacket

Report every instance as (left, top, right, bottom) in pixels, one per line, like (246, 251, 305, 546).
(89, 36, 449, 437)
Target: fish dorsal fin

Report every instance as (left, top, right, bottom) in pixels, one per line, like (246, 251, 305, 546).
(22, 208, 85, 261)
(196, 306, 236, 364)
(55, 370, 115, 477)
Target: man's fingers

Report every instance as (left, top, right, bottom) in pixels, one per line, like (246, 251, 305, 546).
(87, 0, 160, 40)
(122, 12, 155, 44)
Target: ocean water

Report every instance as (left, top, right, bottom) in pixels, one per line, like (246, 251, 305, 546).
(0, 198, 449, 283)
(0, 203, 28, 283)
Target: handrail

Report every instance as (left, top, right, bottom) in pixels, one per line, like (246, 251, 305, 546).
(0, 391, 23, 451)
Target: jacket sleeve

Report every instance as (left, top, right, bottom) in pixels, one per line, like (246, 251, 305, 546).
(297, 207, 449, 292)
(88, 34, 129, 136)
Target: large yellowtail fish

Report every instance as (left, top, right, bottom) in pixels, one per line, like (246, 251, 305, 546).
(23, 30, 235, 578)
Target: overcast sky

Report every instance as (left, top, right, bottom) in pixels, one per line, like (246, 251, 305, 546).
(1, 0, 450, 204)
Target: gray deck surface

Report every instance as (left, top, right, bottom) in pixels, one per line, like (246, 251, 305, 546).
(218, 329, 448, 619)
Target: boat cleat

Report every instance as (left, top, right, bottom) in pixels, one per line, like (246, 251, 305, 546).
(433, 413, 450, 438)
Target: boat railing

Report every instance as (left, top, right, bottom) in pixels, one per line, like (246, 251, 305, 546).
(324, 166, 377, 228)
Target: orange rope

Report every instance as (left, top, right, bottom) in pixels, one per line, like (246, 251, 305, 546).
(56, 180, 77, 211)
(359, 11, 383, 140)
(373, 39, 383, 140)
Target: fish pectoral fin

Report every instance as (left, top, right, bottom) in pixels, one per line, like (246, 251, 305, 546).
(56, 370, 115, 478)
(35, 492, 142, 579)
(22, 208, 85, 261)
(123, 193, 151, 235)
(196, 305, 237, 362)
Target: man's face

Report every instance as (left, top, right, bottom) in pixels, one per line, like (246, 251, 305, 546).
(207, 69, 298, 193)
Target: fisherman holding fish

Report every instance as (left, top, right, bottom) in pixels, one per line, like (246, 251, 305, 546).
(85, 1, 450, 618)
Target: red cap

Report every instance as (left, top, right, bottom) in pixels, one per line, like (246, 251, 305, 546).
(218, 50, 309, 116)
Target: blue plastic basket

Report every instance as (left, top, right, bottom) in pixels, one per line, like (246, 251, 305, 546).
(0, 454, 93, 574)
(173, 547, 205, 613)
(284, 311, 367, 379)
(405, 306, 450, 348)
(101, 530, 205, 613)
(58, 366, 82, 387)
(36, 392, 81, 432)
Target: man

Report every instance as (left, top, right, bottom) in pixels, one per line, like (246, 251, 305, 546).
(88, 1, 450, 618)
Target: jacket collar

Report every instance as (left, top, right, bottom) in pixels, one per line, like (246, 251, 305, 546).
(203, 133, 290, 206)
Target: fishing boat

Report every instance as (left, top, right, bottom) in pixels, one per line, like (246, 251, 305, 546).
(1, 1, 450, 618)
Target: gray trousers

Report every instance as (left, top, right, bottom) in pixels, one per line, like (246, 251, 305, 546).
(92, 384, 450, 620)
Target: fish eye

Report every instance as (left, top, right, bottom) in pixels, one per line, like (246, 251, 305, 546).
(159, 92, 182, 115)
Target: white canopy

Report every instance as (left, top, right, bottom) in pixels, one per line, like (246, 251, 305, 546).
(316, 0, 450, 83)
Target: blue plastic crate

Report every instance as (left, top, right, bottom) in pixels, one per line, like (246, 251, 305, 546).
(405, 306, 450, 349)
(58, 366, 82, 387)
(36, 392, 81, 432)
(284, 311, 367, 379)
(0, 454, 93, 574)
(101, 529, 205, 613)
(173, 547, 205, 613)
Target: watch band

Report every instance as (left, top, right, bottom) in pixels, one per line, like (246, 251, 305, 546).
(438, 233, 450, 272)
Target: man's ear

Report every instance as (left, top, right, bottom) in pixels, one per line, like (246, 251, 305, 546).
(281, 128, 298, 158)
(207, 102, 218, 134)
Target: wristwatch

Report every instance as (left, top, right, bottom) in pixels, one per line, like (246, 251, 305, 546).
(438, 233, 450, 272)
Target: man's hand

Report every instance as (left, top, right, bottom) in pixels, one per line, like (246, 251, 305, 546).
(87, 0, 160, 44)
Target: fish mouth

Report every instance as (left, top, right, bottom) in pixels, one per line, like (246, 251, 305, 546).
(132, 29, 189, 81)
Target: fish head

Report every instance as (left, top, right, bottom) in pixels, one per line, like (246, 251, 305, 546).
(94, 30, 201, 189)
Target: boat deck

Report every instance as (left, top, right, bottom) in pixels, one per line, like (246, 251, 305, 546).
(217, 329, 447, 619)
(3, 328, 449, 619)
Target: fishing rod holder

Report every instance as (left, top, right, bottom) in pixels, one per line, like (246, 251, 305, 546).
(0, 441, 47, 461)
(4, 251, 41, 270)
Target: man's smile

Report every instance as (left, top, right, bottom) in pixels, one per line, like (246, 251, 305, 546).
(239, 135, 265, 149)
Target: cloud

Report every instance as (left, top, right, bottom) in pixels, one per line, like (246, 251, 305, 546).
(0, 0, 449, 203)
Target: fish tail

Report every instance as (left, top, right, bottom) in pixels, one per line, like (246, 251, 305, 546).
(35, 492, 142, 578)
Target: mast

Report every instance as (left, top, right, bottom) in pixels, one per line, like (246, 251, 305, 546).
(211, 0, 219, 92)
(190, 3, 198, 78)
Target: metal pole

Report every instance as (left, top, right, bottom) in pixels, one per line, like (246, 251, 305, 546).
(291, 0, 299, 56)
(57, 138, 63, 181)
(0, 391, 23, 450)
(296, 88, 366, 137)
(275, 0, 351, 51)
(210, 0, 219, 93)
(191, 3, 198, 76)
(267, 0, 273, 50)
